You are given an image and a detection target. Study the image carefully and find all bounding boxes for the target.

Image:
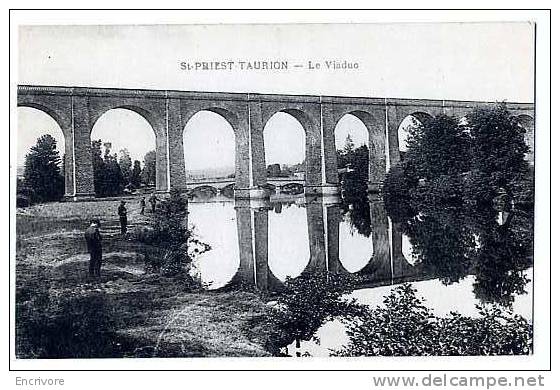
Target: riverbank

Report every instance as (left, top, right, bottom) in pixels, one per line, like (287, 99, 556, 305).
(15, 200, 279, 358)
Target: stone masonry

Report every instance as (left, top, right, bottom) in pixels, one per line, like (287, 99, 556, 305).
(17, 85, 535, 200)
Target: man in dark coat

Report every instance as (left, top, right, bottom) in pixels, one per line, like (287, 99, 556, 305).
(139, 197, 146, 215)
(118, 200, 128, 235)
(149, 193, 158, 213)
(84, 219, 102, 277)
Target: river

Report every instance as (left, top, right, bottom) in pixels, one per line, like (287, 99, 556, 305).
(187, 195, 533, 356)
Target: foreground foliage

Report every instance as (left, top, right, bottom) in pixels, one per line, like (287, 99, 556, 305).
(264, 271, 364, 353)
(334, 284, 533, 356)
(135, 189, 210, 282)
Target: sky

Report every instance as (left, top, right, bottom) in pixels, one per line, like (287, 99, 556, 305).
(17, 22, 534, 170)
(18, 107, 66, 165)
(184, 111, 236, 172)
(91, 109, 156, 163)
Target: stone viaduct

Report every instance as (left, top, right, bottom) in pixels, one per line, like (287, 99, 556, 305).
(17, 85, 535, 200)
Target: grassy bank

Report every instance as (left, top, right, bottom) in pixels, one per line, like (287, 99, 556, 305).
(15, 199, 278, 358)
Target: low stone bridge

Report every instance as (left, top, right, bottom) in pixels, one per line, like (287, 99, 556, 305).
(186, 177, 306, 197)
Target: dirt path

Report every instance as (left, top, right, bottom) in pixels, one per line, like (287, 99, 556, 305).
(15, 200, 277, 358)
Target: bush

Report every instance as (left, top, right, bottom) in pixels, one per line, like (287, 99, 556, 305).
(136, 189, 210, 280)
(334, 284, 532, 356)
(17, 178, 36, 207)
(16, 285, 129, 358)
(16, 194, 32, 208)
(467, 104, 529, 192)
(267, 271, 364, 351)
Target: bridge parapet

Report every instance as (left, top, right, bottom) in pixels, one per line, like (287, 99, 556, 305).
(17, 85, 535, 111)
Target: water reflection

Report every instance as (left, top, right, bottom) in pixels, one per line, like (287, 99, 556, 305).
(187, 197, 426, 292)
(189, 202, 240, 289)
(189, 191, 532, 311)
(187, 187, 533, 356)
(267, 203, 310, 281)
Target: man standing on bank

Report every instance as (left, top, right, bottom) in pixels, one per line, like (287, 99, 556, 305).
(139, 197, 146, 215)
(118, 200, 128, 236)
(85, 219, 103, 277)
(149, 193, 158, 213)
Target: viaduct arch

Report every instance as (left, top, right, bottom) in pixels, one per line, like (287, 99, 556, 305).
(17, 85, 535, 200)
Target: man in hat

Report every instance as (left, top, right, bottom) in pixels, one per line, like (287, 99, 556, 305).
(118, 200, 128, 235)
(84, 219, 103, 277)
(149, 192, 158, 213)
(139, 197, 146, 215)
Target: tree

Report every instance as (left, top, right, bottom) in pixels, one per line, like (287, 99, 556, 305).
(118, 149, 132, 187)
(383, 114, 472, 211)
(401, 211, 474, 285)
(268, 271, 363, 353)
(23, 134, 64, 203)
(130, 160, 142, 188)
(381, 162, 415, 222)
(91, 139, 105, 196)
(466, 103, 529, 200)
(342, 134, 355, 155)
(141, 150, 157, 186)
(381, 105, 534, 305)
(338, 143, 369, 198)
(91, 140, 124, 197)
(103, 144, 124, 196)
(404, 114, 471, 182)
(267, 163, 282, 177)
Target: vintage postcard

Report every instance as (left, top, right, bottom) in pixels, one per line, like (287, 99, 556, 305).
(8, 10, 551, 378)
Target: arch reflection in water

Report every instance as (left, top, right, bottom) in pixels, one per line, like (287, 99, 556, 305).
(230, 200, 283, 292)
(193, 197, 400, 292)
(354, 200, 392, 281)
(188, 194, 532, 318)
(187, 197, 440, 292)
(402, 234, 421, 266)
(267, 203, 311, 281)
(338, 218, 372, 273)
(188, 202, 240, 289)
(390, 220, 426, 283)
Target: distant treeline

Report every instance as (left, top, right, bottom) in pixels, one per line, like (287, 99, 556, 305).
(17, 135, 157, 206)
(91, 140, 156, 197)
